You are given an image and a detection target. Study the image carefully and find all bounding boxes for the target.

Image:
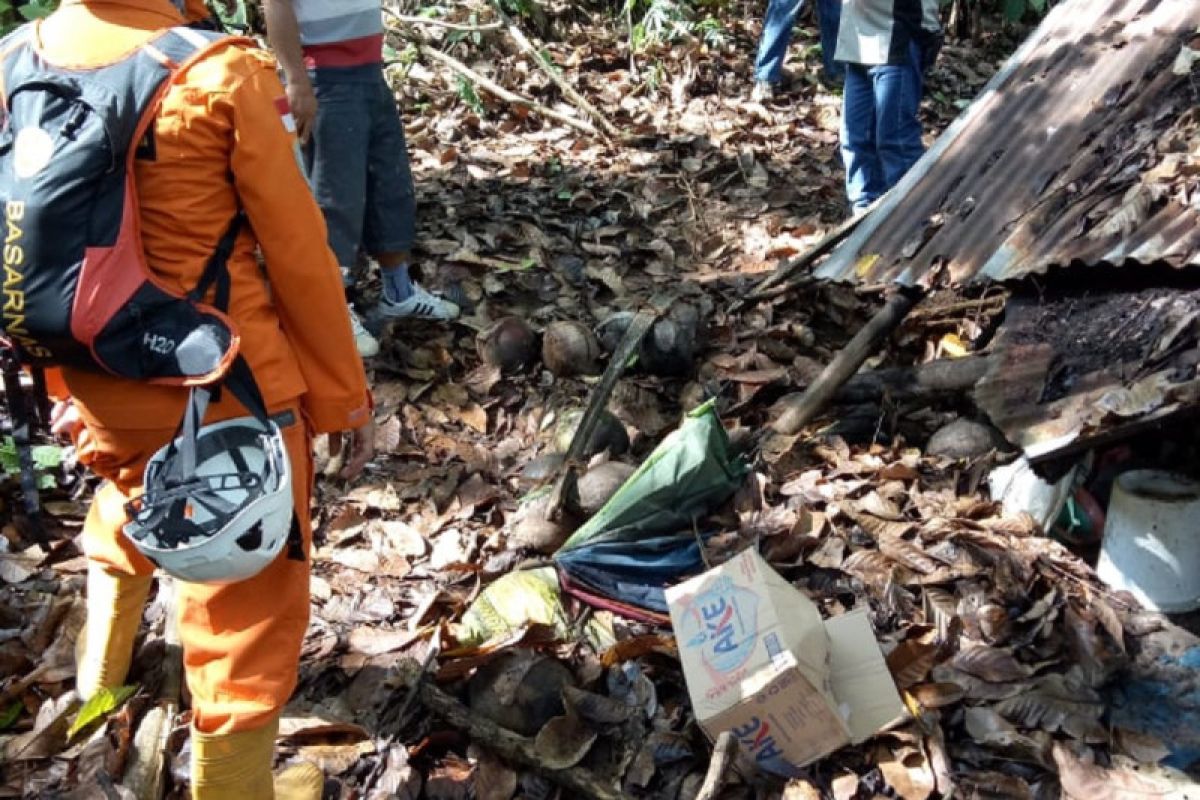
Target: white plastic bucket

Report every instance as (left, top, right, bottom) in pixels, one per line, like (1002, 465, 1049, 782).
(1096, 470, 1200, 613)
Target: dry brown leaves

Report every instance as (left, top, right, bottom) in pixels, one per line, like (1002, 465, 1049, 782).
(0, 4, 1107, 798)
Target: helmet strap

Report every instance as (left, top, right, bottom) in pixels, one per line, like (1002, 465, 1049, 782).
(168, 384, 213, 484)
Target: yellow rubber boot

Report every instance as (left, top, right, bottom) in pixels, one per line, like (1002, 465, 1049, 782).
(191, 719, 323, 800)
(274, 762, 324, 799)
(76, 564, 153, 700)
(191, 719, 277, 799)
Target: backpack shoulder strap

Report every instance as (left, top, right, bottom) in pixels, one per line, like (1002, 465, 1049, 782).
(0, 24, 35, 105)
(140, 26, 254, 73)
(0, 23, 33, 61)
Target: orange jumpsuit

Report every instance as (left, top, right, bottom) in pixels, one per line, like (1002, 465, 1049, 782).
(31, 0, 371, 735)
(183, 0, 213, 22)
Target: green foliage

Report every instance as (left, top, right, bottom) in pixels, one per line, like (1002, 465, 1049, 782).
(0, 438, 64, 490)
(694, 16, 727, 48)
(498, 0, 538, 18)
(0, 0, 57, 36)
(0, 701, 21, 731)
(455, 74, 485, 115)
(440, 10, 490, 48)
(641, 59, 666, 91)
(69, 685, 136, 740)
(215, 0, 253, 33)
(939, 0, 1053, 24)
(624, 0, 726, 51)
(1002, 0, 1027, 21)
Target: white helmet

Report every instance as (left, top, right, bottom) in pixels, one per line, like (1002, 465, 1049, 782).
(123, 402, 294, 585)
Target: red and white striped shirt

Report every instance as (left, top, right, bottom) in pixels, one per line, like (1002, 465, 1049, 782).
(293, 0, 384, 68)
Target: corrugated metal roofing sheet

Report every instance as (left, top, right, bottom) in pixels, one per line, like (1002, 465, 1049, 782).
(973, 286, 1200, 461)
(815, 0, 1200, 287)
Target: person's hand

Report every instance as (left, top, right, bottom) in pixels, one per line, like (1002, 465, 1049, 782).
(286, 75, 318, 144)
(327, 417, 375, 480)
(50, 399, 89, 449)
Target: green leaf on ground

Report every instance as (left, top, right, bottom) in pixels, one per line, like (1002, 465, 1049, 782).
(68, 685, 136, 739)
(0, 701, 21, 730)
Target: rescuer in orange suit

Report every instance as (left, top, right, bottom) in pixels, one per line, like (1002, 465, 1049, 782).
(28, 1, 376, 797)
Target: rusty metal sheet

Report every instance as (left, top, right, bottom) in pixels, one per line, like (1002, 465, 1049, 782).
(816, 0, 1200, 288)
(974, 287, 1200, 461)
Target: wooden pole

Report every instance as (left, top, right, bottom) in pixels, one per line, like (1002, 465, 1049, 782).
(419, 44, 601, 137)
(545, 312, 654, 521)
(489, 1, 624, 140)
(730, 203, 876, 314)
(395, 659, 624, 800)
(695, 732, 739, 800)
(832, 352, 995, 405)
(773, 288, 922, 435)
(384, 9, 503, 32)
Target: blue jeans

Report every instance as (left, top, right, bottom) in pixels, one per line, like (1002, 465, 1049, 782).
(840, 47, 924, 211)
(304, 64, 416, 274)
(753, 0, 843, 84)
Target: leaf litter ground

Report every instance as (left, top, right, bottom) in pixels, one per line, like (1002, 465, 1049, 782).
(2, 7, 1197, 800)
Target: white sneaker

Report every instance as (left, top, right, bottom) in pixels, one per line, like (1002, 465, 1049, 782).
(751, 80, 775, 102)
(347, 304, 380, 358)
(378, 283, 460, 321)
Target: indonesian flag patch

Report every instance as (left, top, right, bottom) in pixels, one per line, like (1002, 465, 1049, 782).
(274, 95, 297, 134)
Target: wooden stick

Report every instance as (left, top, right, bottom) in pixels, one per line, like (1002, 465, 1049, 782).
(385, 9, 504, 32)
(489, 1, 623, 140)
(907, 294, 1006, 321)
(832, 353, 995, 405)
(419, 44, 600, 137)
(0, 663, 49, 705)
(392, 631, 441, 726)
(696, 732, 739, 800)
(395, 659, 624, 800)
(730, 204, 876, 314)
(546, 312, 655, 521)
(773, 288, 922, 435)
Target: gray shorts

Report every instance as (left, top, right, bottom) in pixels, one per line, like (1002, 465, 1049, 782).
(304, 64, 415, 274)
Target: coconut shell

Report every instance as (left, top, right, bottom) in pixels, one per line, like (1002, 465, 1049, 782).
(468, 652, 576, 736)
(595, 306, 699, 377)
(642, 305, 699, 376)
(508, 491, 579, 553)
(577, 461, 636, 516)
(927, 418, 1005, 460)
(519, 452, 567, 488)
(595, 311, 636, 354)
(552, 408, 629, 458)
(542, 321, 602, 377)
(477, 316, 538, 374)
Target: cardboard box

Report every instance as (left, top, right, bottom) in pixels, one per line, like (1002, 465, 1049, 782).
(666, 548, 905, 775)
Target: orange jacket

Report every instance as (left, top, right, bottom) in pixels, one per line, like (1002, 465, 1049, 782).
(183, 0, 211, 22)
(30, 0, 370, 434)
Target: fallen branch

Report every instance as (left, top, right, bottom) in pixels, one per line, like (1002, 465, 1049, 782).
(419, 44, 601, 137)
(546, 311, 655, 521)
(395, 659, 624, 800)
(730, 203, 878, 314)
(0, 663, 50, 705)
(773, 288, 923, 435)
(385, 9, 504, 32)
(362, 633, 442, 793)
(696, 732, 738, 800)
(833, 353, 996, 405)
(392, 631, 441, 726)
(908, 293, 1007, 321)
(489, 1, 624, 140)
